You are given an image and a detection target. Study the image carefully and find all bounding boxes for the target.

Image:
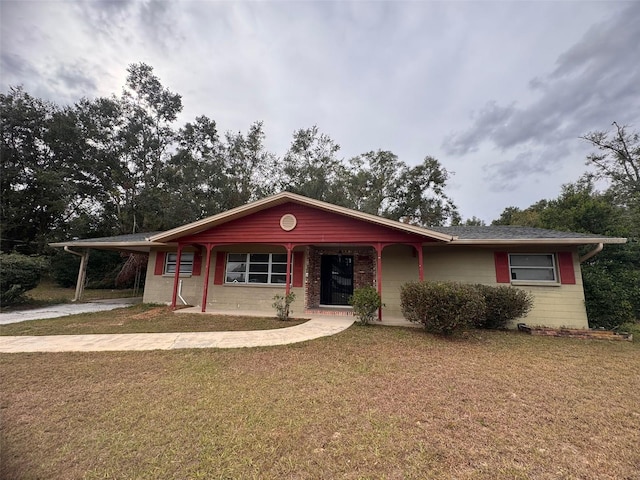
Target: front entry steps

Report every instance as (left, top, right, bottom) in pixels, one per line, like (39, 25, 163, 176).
(304, 307, 354, 317)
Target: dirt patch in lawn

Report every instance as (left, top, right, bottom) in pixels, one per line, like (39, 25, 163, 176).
(1, 328, 638, 479)
(0, 304, 307, 336)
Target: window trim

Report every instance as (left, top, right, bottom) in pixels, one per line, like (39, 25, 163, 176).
(224, 253, 292, 285)
(164, 252, 194, 276)
(508, 253, 557, 283)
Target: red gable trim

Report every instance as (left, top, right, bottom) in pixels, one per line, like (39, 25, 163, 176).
(179, 202, 427, 245)
(557, 252, 576, 285)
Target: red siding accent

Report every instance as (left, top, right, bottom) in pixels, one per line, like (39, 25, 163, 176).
(293, 251, 304, 287)
(557, 252, 576, 285)
(494, 252, 510, 283)
(213, 251, 226, 285)
(154, 252, 165, 275)
(192, 251, 202, 276)
(179, 202, 426, 245)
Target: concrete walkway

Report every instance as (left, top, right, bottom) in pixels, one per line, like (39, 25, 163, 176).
(0, 316, 354, 353)
(0, 297, 142, 325)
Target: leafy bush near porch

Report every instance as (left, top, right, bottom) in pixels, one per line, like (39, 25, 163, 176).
(349, 286, 383, 325)
(0, 253, 46, 307)
(474, 284, 533, 329)
(272, 293, 296, 321)
(400, 281, 485, 335)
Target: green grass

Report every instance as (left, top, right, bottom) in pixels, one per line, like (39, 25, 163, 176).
(1, 326, 639, 479)
(0, 304, 307, 336)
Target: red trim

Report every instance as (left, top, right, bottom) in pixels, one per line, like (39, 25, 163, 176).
(557, 252, 576, 285)
(292, 251, 304, 287)
(154, 252, 165, 275)
(171, 245, 183, 309)
(285, 245, 292, 296)
(192, 251, 202, 276)
(213, 251, 226, 285)
(494, 252, 510, 283)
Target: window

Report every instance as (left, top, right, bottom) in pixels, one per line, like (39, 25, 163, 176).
(225, 253, 291, 284)
(509, 254, 556, 282)
(165, 252, 194, 275)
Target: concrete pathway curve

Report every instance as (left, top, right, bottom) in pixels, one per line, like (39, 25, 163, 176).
(0, 316, 355, 353)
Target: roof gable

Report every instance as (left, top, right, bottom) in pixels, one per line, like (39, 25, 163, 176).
(149, 192, 453, 243)
(178, 201, 434, 245)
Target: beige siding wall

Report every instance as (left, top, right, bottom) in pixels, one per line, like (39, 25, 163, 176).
(421, 246, 588, 329)
(143, 250, 206, 306)
(381, 244, 420, 316)
(144, 246, 303, 315)
(145, 244, 589, 328)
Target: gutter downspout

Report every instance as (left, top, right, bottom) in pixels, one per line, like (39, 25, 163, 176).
(64, 246, 89, 302)
(177, 279, 188, 306)
(579, 243, 604, 263)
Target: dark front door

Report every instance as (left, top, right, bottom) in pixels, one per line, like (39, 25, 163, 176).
(320, 255, 354, 305)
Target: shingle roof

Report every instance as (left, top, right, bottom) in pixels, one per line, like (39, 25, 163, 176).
(429, 226, 616, 241)
(61, 232, 162, 243)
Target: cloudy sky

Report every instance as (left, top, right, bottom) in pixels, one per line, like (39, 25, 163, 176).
(2, 0, 639, 223)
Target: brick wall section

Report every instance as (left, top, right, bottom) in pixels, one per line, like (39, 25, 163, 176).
(305, 246, 375, 308)
(524, 327, 632, 341)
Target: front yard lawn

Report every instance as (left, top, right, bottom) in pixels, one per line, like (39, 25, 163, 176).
(0, 304, 307, 336)
(1, 327, 638, 479)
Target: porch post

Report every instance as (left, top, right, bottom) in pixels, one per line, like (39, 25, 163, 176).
(170, 243, 183, 309)
(285, 243, 292, 296)
(72, 249, 89, 302)
(375, 242, 383, 321)
(415, 243, 424, 281)
(201, 244, 214, 312)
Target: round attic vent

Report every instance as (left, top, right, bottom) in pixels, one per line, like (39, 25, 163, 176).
(280, 214, 297, 231)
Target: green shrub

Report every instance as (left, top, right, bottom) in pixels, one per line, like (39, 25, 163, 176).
(272, 292, 296, 321)
(616, 321, 639, 342)
(349, 286, 383, 325)
(582, 264, 638, 329)
(400, 281, 486, 336)
(0, 253, 46, 306)
(474, 284, 534, 329)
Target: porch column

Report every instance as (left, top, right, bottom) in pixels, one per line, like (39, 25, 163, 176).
(375, 242, 383, 321)
(414, 243, 424, 281)
(201, 244, 214, 312)
(285, 243, 293, 296)
(170, 243, 183, 309)
(67, 248, 89, 302)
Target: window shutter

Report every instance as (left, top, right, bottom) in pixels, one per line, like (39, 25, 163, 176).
(494, 252, 510, 283)
(192, 251, 202, 276)
(154, 252, 165, 275)
(213, 251, 226, 285)
(557, 252, 576, 285)
(292, 251, 304, 287)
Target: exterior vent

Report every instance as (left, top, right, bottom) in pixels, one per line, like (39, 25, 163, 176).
(280, 214, 297, 231)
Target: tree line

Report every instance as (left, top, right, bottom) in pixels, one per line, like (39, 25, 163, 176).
(1, 63, 459, 255)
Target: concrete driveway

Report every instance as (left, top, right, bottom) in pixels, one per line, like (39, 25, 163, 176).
(0, 298, 142, 325)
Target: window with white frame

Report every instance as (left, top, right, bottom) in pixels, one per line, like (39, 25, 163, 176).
(509, 254, 556, 282)
(164, 252, 194, 274)
(225, 253, 290, 284)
